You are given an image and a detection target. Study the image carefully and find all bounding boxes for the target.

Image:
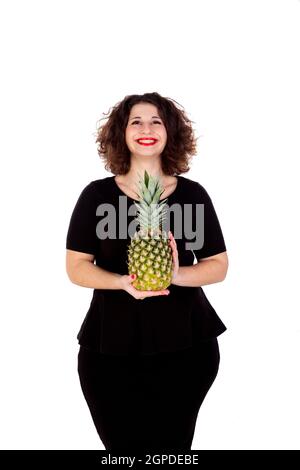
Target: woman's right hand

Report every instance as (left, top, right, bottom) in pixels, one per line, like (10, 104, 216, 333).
(119, 274, 170, 300)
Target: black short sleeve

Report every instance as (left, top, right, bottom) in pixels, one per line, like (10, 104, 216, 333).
(192, 183, 227, 261)
(66, 182, 98, 255)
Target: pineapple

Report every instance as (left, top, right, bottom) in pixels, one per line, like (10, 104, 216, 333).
(127, 170, 173, 291)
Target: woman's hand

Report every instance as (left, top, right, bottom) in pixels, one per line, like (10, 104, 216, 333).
(168, 230, 180, 283)
(120, 274, 170, 300)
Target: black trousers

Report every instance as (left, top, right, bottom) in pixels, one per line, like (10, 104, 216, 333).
(77, 338, 220, 451)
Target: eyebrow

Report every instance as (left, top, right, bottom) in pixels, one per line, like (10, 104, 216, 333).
(130, 116, 161, 120)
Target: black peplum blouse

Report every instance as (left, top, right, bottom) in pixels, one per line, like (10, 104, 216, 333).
(66, 175, 227, 356)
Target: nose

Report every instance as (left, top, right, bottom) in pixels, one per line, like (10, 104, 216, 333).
(141, 123, 152, 133)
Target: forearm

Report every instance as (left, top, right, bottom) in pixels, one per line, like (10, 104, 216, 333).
(68, 260, 123, 289)
(172, 260, 226, 287)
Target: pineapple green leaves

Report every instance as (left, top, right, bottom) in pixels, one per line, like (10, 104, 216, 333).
(134, 170, 169, 235)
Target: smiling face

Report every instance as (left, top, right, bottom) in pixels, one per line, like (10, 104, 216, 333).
(125, 102, 167, 159)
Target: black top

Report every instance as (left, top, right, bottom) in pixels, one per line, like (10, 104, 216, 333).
(66, 175, 227, 356)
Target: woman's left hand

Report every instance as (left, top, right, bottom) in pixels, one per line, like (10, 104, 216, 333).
(168, 231, 179, 283)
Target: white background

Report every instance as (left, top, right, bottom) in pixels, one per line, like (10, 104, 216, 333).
(0, 0, 299, 450)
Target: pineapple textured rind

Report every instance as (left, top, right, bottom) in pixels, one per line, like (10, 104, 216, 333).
(127, 233, 173, 291)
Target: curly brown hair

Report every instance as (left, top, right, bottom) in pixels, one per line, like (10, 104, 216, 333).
(94, 92, 198, 176)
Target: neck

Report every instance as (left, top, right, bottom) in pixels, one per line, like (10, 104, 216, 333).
(125, 155, 165, 184)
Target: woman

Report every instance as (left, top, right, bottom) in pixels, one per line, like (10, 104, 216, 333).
(66, 92, 229, 451)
